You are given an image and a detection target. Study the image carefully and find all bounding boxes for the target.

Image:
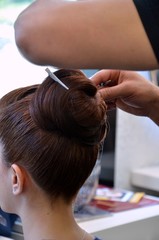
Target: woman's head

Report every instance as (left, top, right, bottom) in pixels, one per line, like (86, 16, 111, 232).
(0, 69, 107, 204)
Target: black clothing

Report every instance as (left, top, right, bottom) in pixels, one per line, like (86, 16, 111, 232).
(133, 0, 159, 62)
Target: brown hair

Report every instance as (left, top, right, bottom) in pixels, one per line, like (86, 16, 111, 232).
(0, 69, 107, 202)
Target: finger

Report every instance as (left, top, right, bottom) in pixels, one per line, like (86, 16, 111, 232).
(90, 69, 120, 86)
(116, 99, 144, 116)
(99, 84, 128, 101)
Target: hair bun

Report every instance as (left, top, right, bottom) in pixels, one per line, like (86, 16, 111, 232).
(30, 69, 107, 145)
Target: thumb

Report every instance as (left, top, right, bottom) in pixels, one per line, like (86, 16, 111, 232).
(99, 84, 126, 101)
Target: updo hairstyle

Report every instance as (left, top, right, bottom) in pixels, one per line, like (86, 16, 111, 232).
(0, 69, 107, 202)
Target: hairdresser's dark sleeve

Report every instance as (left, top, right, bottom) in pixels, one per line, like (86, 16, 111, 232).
(133, 0, 159, 63)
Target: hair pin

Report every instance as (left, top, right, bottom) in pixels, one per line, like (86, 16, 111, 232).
(45, 68, 69, 90)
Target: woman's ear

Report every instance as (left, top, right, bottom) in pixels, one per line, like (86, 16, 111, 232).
(11, 164, 25, 195)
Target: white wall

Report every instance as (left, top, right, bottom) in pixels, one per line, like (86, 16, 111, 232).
(114, 71, 159, 190)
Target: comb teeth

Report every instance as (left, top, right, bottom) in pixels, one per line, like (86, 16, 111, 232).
(45, 68, 69, 90)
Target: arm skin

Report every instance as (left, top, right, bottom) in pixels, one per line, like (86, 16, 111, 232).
(91, 70, 159, 126)
(14, 0, 158, 70)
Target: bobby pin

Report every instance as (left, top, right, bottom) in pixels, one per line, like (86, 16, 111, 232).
(99, 80, 112, 87)
(45, 68, 69, 90)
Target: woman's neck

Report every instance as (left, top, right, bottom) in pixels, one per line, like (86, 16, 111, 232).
(19, 196, 90, 240)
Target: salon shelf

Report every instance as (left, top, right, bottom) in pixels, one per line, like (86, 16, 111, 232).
(131, 165, 159, 191)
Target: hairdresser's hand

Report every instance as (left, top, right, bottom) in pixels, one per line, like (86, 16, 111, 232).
(91, 70, 159, 125)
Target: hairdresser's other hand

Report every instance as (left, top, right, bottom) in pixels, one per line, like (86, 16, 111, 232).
(91, 70, 159, 125)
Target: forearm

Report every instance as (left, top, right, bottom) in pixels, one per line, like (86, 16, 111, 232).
(14, 0, 158, 70)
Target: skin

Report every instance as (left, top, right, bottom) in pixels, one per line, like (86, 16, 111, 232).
(14, 0, 158, 70)
(91, 70, 159, 126)
(0, 145, 13, 212)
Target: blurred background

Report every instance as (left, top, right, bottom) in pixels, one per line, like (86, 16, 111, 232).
(0, 0, 47, 97)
